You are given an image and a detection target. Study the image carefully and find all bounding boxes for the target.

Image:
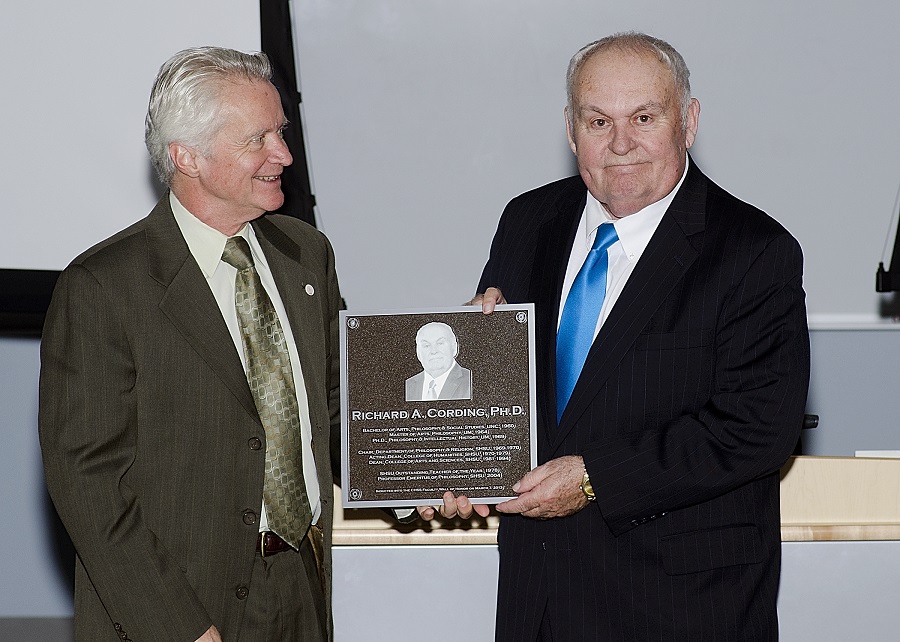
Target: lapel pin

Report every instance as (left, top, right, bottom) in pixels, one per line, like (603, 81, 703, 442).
(305, 284, 315, 296)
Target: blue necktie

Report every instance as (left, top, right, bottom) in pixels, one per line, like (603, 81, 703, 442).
(556, 223, 619, 422)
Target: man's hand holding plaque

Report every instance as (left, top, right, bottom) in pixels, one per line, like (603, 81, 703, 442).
(414, 288, 506, 521)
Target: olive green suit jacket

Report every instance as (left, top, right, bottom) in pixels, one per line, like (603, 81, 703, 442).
(39, 195, 341, 641)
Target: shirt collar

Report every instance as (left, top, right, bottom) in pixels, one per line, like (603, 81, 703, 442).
(584, 157, 690, 261)
(170, 192, 251, 278)
(425, 362, 456, 388)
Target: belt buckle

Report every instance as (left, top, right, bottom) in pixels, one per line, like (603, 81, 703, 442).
(260, 531, 269, 558)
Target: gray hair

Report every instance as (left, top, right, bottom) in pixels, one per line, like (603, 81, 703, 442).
(144, 46, 273, 185)
(416, 322, 459, 353)
(565, 32, 692, 130)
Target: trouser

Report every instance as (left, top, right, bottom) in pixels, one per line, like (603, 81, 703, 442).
(242, 528, 328, 641)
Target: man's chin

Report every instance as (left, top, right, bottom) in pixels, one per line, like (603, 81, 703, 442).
(257, 193, 285, 214)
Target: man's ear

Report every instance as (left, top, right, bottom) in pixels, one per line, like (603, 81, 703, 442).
(565, 107, 577, 155)
(170, 142, 201, 178)
(684, 98, 701, 150)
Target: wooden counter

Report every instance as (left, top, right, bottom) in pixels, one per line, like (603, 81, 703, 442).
(779, 455, 900, 541)
(333, 456, 900, 545)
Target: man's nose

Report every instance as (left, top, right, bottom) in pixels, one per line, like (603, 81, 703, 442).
(270, 135, 293, 166)
(608, 123, 635, 155)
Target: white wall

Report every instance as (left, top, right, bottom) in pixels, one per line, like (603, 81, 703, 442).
(0, 0, 259, 271)
(291, 0, 900, 319)
(0, 339, 70, 617)
(332, 541, 900, 642)
(5, 1, 899, 319)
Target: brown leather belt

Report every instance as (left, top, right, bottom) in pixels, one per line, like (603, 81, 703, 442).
(257, 531, 292, 557)
(257, 527, 326, 593)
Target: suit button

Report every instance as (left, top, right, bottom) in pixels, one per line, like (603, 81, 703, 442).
(236, 586, 249, 600)
(248, 437, 262, 450)
(242, 510, 257, 525)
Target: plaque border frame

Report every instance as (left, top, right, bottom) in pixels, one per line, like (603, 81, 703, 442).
(339, 304, 537, 508)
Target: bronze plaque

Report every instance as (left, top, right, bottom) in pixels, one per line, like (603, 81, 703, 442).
(340, 305, 536, 508)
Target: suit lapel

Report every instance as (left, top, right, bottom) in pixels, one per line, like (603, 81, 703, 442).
(531, 183, 585, 443)
(440, 363, 465, 399)
(554, 161, 708, 445)
(147, 196, 260, 424)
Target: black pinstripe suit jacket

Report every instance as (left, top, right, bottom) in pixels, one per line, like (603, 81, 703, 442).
(478, 160, 810, 641)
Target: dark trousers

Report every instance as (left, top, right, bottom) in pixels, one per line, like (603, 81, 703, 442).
(242, 533, 328, 641)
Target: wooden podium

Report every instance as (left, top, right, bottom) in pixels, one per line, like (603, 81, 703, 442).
(333, 456, 900, 545)
(780, 455, 900, 541)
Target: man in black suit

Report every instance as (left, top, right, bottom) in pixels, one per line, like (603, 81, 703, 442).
(425, 32, 810, 640)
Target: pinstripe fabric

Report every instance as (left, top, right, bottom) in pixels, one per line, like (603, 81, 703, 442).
(39, 196, 341, 641)
(479, 160, 810, 641)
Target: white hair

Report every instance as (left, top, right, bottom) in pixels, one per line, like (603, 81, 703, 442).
(416, 322, 459, 354)
(144, 46, 273, 185)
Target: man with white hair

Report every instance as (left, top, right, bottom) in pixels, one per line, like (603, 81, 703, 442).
(40, 47, 340, 641)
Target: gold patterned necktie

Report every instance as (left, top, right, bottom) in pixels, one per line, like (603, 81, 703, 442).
(222, 236, 312, 549)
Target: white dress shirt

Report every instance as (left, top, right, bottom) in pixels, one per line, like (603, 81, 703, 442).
(558, 160, 689, 338)
(170, 193, 321, 529)
(421, 362, 456, 399)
